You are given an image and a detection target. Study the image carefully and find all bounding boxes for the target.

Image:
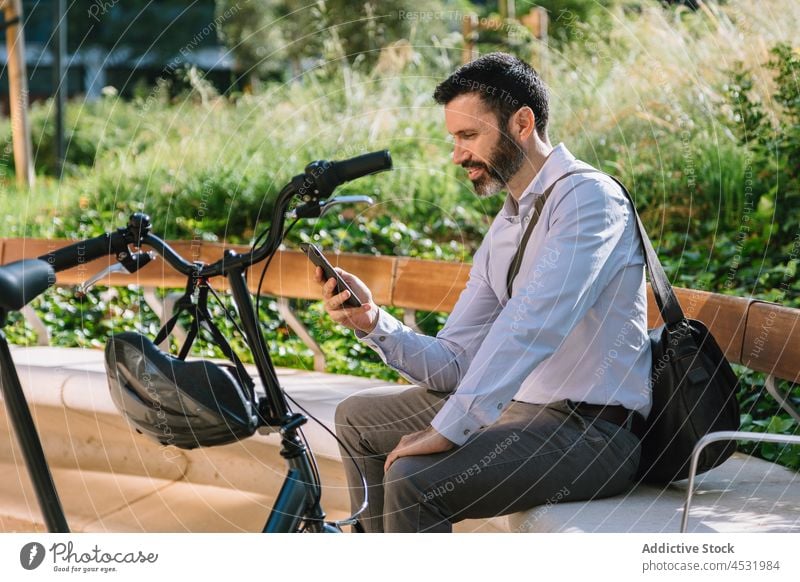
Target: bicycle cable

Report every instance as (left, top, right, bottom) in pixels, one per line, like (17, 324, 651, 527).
(253, 216, 300, 320)
(249, 212, 369, 529)
(206, 270, 327, 519)
(283, 391, 369, 527)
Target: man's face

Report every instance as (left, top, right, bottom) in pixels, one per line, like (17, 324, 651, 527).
(444, 93, 525, 198)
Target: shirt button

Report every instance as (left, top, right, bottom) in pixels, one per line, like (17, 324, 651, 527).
(463, 429, 470, 436)
(378, 336, 386, 341)
(497, 403, 503, 410)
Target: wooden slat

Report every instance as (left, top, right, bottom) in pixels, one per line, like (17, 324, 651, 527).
(392, 257, 471, 312)
(250, 250, 395, 305)
(6, 239, 799, 382)
(0, 239, 396, 303)
(1, 238, 204, 289)
(741, 301, 800, 382)
(646, 285, 749, 364)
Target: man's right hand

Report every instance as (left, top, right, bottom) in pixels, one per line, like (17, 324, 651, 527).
(316, 266, 379, 334)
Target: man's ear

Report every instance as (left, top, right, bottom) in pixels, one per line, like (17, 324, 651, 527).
(511, 106, 536, 141)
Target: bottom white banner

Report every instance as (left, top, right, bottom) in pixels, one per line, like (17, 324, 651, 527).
(0, 533, 798, 581)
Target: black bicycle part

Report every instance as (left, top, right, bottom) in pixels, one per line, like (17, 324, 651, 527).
(3, 150, 392, 532)
(0, 259, 69, 532)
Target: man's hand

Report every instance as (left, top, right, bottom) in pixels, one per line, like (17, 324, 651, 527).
(384, 426, 456, 472)
(316, 266, 379, 334)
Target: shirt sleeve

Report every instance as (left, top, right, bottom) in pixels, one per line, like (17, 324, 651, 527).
(430, 177, 632, 445)
(355, 240, 502, 393)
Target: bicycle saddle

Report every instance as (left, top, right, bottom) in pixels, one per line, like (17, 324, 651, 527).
(0, 259, 54, 311)
(105, 331, 258, 449)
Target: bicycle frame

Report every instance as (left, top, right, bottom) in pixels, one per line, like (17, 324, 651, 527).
(225, 261, 330, 532)
(0, 324, 69, 532)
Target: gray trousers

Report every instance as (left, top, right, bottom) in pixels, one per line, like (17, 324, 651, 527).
(334, 385, 641, 532)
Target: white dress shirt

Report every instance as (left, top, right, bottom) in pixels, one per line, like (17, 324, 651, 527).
(356, 144, 652, 446)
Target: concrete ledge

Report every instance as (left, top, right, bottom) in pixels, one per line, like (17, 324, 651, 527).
(2, 346, 798, 533)
(1, 346, 380, 531)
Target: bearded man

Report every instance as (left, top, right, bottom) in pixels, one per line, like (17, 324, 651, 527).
(315, 52, 652, 533)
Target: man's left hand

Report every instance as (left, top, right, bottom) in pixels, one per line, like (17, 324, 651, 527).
(384, 426, 456, 472)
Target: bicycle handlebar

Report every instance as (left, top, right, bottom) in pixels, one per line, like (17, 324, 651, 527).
(39, 233, 114, 273)
(31, 150, 391, 532)
(38, 150, 392, 279)
(303, 150, 392, 199)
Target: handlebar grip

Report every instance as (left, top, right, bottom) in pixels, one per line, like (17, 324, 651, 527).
(330, 150, 392, 184)
(39, 233, 113, 273)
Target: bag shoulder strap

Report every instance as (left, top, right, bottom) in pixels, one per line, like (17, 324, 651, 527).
(506, 168, 599, 299)
(506, 168, 685, 326)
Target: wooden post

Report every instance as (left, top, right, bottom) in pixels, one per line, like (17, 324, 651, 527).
(3, 0, 34, 188)
(521, 7, 549, 76)
(461, 14, 478, 64)
(500, 0, 516, 20)
(53, 0, 66, 178)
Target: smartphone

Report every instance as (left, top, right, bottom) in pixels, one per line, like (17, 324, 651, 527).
(300, 243, 363, 309)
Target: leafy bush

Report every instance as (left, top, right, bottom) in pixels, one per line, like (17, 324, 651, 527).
(723, 43, 800, 253)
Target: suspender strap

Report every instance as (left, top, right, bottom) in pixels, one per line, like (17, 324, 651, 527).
(602, 175, 684, 325)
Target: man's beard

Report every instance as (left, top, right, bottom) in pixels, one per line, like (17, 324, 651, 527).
(463, 132, 526, 198)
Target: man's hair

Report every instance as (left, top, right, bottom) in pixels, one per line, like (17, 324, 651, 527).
(433, 52, 549, 140)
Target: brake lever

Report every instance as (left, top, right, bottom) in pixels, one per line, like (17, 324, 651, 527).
(288, 195, 375, 219)
(78, 251, 157, 294)
(79, 262, 128, 295)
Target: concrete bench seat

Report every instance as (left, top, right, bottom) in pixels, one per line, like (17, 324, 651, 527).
(507, 454, 800, 533)
(2, 345, 797, 533)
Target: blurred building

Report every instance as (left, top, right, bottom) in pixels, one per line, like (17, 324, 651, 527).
(0, 0, 238, 112)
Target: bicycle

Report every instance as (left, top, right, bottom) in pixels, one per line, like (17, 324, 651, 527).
(0, 150, 392, 533)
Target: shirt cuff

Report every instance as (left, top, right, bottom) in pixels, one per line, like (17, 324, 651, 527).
(354, 307, 404, 347)
(429, 394, 486, 446)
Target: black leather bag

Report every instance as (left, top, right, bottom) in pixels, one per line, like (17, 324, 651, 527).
(638, 318, 740, 483)
(613, 174, 740, 483)
(508, 169, 740, 485)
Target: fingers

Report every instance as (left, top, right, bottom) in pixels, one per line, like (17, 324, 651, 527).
(384, 434, 411, 472)
(324, 287, 371, 321)
(319, 276, 338, 300)
(384, 450, 397, 473)
(325, 287, 352, 310)
(315, 268, 373, 327)
(384, 440, 405, 472)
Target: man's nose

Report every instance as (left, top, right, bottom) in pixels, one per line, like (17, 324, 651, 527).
(452, 142, 469, 165)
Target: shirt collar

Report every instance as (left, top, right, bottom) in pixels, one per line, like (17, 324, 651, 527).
(500, 143, 576, 219)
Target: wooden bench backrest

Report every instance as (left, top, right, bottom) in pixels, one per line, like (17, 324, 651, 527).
(392, 257, 471, 312)
(3, 237, 798, 382)
(741, 302, 800, 383)
(646, 286, 751, 365)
